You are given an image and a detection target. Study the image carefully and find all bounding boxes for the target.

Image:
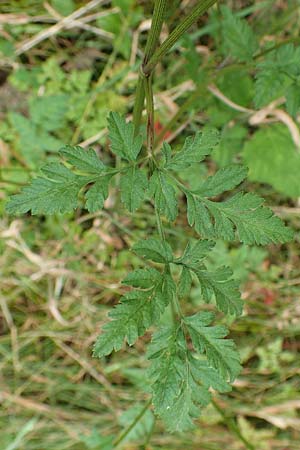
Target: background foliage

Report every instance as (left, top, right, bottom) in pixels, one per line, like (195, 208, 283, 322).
(0, 0, 300, 449)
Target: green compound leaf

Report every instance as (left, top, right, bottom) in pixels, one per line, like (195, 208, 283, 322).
(149, 170, 178, 221)
(6, 145, 113, 215)
(107, 112, 143, 161)
(6, 163, 89, 215)
(184, 311, 242, 381)
(186, 190, 293, 245)
(166, 128, 219, 170)
(120, 166, 148, 212)
(148, 325, 231, 432)
(221, 6, 258, 62)
(195, 165, 248, 197)
(93, 271, 174, 358)
(194, 266, 243, 316)
(132, 238, 173, 263)
(60, 145, 105, 174)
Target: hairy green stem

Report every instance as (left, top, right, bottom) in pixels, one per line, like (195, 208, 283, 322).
(144, 0, 167, 64)
(113, 398, 152, 447)
(144, 75, 155, 158)
(133, 0, 167, 135)
(134, 0, 217, 134)
(143, 0, 217, 75)
(133, 75, 145, 135)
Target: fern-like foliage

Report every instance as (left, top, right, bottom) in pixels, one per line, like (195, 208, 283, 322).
(93, 267, 175, 358)
(6, 113, 293, 432)
(147, 320, 234, 431)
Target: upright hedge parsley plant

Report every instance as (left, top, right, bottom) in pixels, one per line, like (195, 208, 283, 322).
(7, 1, 293, 433)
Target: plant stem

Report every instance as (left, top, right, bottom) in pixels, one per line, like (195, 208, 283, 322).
(143, 0, 217, 75)
(134, 0, 217, 134)
(133, 74, 145, 135)
(133, 0, 167, 135)
(211, 399, 255, 450)
(113, 398, 152, 448)
(143, 0, 167, 65)
(144, 74, 155, 159)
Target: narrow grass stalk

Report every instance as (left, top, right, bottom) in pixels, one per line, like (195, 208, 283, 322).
(113, 398, 152, 447)
(211, 399, 255, 450)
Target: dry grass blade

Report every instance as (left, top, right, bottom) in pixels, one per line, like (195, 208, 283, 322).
(44, 2, 113, 40)
(208, 84, 300, 149)
(15, 0, 111, 55)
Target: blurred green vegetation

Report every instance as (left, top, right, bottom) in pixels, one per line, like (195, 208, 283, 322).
(0, 1, 299, 449)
